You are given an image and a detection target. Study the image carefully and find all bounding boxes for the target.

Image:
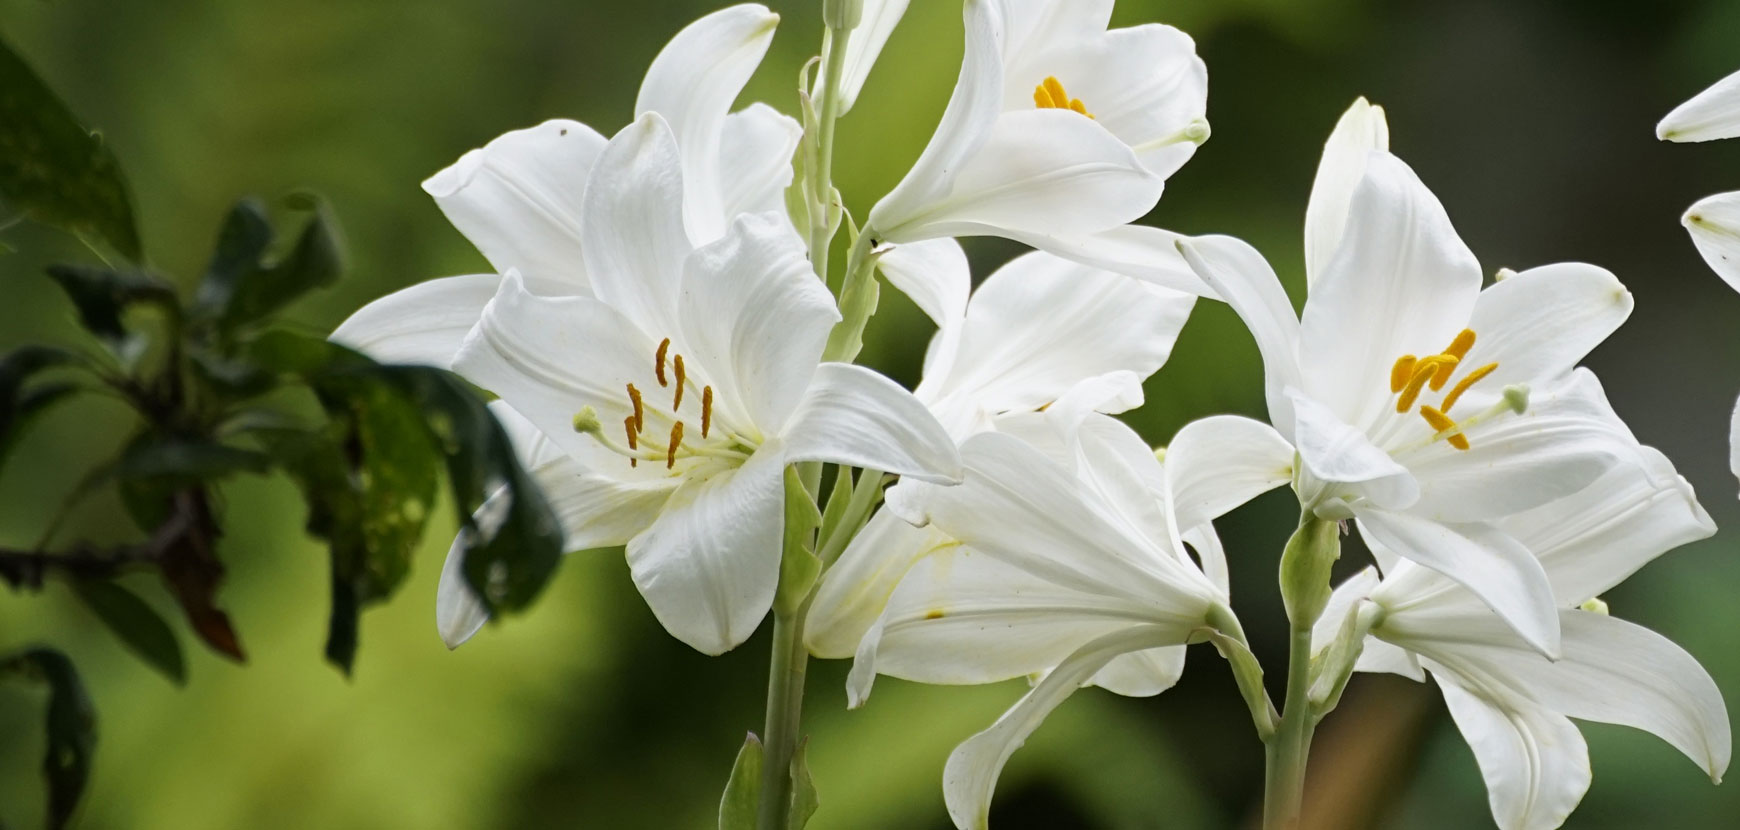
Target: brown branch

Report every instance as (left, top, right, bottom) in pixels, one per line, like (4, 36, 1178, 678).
(0, 500, 196, 590)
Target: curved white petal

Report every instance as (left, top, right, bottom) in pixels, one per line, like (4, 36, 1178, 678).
(635, 3, 781, 243)
(536, 457, 675, 552)
(1658, 67, 1740, 142)
(996, 0, 1113, 58)
(823, 0, 912, 115)
(779, 363, 962, 483)
(1304, 98, 1389, 285)
(679, 212, 839, 432)
(880, 238, 972, 385)
(1311, 567, 1425, 680)
(718, 104, 803, 220)
(917, 252, 1194, 431)
(943, 624, 1176, 830)
(881, 109, 1160, 243)
(581, 113, 692, 338)
(805, 510, 951, 659)
(1299, 152, 1483, 428)
(1458, 263, 1633, 390)
(1176, 234, 1302, 435)
(1163, 415, 1295, 530)
(436, 529, 492, 649)
(422, 120, 606, 285)
(1004, 224, 1215, 297)
(1683, 191, 1740, 294)
(1289, 390, 1419, 510)
(330, 274, 499, 367)
(626, 447, 786, 655)
(1433, 670, 1590, 830)
(869, 0, 1006, 239)
(487, 400, 564, 468)
(1361, 510, 1560, 658)
(1732, 394, 1740, 492)
(1090, 645, 1186, 698)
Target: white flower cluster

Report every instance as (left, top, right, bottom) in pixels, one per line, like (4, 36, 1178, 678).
(334, 3, 1735, 828)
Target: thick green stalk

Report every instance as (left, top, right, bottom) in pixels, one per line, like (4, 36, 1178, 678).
(1263, 621, 1317, 830)
(756, 605, 812, 830)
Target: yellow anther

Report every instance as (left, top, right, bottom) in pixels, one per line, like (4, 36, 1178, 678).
(1389, 355, 1418, 393)
(1396, 356, 1457, 412)
(701, 386, 713, 439)
(1426, 355, 1460, 391)
(626, 383, 644, 433)
(1034, 76, 1092, 118)
(667, 422, 684, 470)
(1440, 362, 1498, 413)
(672, 354, 687, 410)
(1443, 329, 1477, 362)
(655, 338, 671, 387)
(1419, 405, 1470, 450)
(624, 416, 640, 468)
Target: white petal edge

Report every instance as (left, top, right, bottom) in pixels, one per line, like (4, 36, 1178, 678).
(1163, 414, 1295, 530)
(1176, 234, 1303, 435)
(1658, 67, 1740, 142)
(1434, 670, 1590, 830)
(823, 0, 912, 115)
(1683, 191, 1740, 294)
(779, 362, 963, 483)
(1304, 97, 1389, 285)
(330, 274, 500, 367)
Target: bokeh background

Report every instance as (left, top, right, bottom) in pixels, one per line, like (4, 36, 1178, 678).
(3, 0, 1739, 827)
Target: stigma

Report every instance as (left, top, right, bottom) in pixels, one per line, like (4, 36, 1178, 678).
(1034, 76, 1093, 119)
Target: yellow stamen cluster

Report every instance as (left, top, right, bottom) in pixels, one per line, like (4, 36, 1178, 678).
(1034, 76, 1093, 118)
(1387, 328, 1499, 451)
(590, 339, 717, 470)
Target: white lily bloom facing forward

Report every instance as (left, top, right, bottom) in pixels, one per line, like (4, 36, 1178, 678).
(1314, 448, 1729, 830)
(804, 237, 1197, 657)
(439, 113, 961, 655)
(1179, 100, 1643, 658)
(865, 0, 1211, 293)
(331, 3, 800, 366)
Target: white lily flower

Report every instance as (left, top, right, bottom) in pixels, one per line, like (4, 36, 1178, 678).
(1314, 447, 1729, 830)
(843, 397, 1289, 830)
(331, 3, 800, 366)
(803, 237, 1197, 657)
(1179, 100, 1644, 658)
(864, 0, 1211, 293)
(438, 113, 961, 655)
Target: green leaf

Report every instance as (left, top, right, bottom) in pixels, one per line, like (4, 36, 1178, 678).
(718, 732, 764, 830)
(69, 580, 186, 685)
(2, 648, 97, 830)
(788, 737, 819, 830)
(0, 36, 142, 261)
(43, 264, 177, 344)
(0, 345, 84, 468)
(774, 466, 823, 618)
(193, 195, 344, 332)
(117, 434, 270, 485)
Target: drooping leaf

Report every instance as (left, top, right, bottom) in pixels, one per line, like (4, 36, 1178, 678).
(155, 493, 245, 663)
(69, 580, 186, 685)
(2, 648, 97, 830)
(193, 195, 344, 333)
(0, 345, 85, 468)
(43, 264, 177, 345)
(117, 434, 270, 485)
(788, 737, 819, 830)
(774, 466, 822, 618)
(718, 732, 764, 830)
(0, 35, 142, 261)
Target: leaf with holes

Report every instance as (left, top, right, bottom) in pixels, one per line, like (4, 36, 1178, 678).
(2, 648, 97, 830)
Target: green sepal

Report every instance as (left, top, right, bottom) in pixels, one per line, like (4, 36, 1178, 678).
(718, 732, 764, 830)
(774, 466, 823, 618)
(787, 737, 820, 830)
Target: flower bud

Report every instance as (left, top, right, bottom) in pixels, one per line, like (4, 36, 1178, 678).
(1279, 516, 1341, 627)
(824, 0, 863, 30)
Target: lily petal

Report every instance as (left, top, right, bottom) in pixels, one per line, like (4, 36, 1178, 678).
(878, 237, 971, 378)
(1005, 224, 1215, 297)
(1658, 67, 1740, 142)
(1177, 235, 1303, 435)
(718, 104, 803, 220)
(780, 363, 963, 484)
(635, 3, 781, 243)
(625, 445, 786, 655)
(1433, 670, 1590, 830)
(943, 624, 1178, 830)
(1732, 394, 1740, 492)
(1289, 390, 1419, 510)
(422, 120, 606, 284)
(331, 274, 500, 367)
(1090, 645, 1187, 698)
(1682, 191, 1740, 294)
(1311, 567, 1424, 680)
(679, 212, 839, 432)
(436, 527, 492, 649)
(581, 113, 692, 338)
(805, 510, 951, 659)
(1304, 98, 1389, 285)
(823, 0, 912, 115)
(1361, 510, 1560, 657)
(1163, 415, 1295, 530)
(1458, 263, 1633, 391)
(1299, 151, 1482, 429)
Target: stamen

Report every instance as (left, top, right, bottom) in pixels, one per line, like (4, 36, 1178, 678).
(1043, 76, 1067, 108)
(672, 354, 687, 410)
(701, 386, 713, 438)
(1443, 329, 1477, 362)
(624, 416, 640, 467)
(626, 383, 645, 433)
(1426, 356, 1460, 391)
(1396, 356, 1457, 412)
(1389, 355, 1418, 393)
(667, 422, 684, 470)
(1419, 405, 1470, 450)
(655, 338, 671, 387)
(1033, 76, 1093, 118)
(1440, 362, 1498, 413)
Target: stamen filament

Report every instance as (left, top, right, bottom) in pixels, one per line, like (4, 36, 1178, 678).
(1440, 362, 1498, 413)
(673, 354, 687, 410)
(701, 386, 713, 438)
(667, 422, 685, 470)
(655, 338, 671, 387)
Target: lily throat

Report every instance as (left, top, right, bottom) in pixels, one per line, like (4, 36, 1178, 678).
(1385, 328, 1525, 452)
(573, 337, 752, 472)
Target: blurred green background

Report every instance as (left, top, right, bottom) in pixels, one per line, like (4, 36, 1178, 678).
(3, 0, 1739, 827)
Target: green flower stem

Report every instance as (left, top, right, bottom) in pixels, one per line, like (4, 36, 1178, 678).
(822, 230, 879, 364)
(806, 24, 852, 296)
(1263, 516, 1342, 830)
(756, 602, 812, 830)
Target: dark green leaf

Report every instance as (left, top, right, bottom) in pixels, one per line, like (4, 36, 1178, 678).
(44, 264, 177, 344)
(788, 737, 819, 830)
(2, 648, 97, 830)
(774, 466, 822, 618)
(0, 381, 77, 468)
(70, 580, 186, 685)
(0, 36, 142, 261)
(0, 345, 85, 467)
(188, 347, 277, 400)
(718, 732, 763, 830)
(117, 434, 270, 485)
(194, 196, 345, 332)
